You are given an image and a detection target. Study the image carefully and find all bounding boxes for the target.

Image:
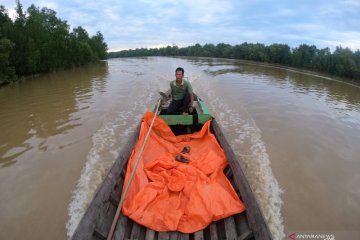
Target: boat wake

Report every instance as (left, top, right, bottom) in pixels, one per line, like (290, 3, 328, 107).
(65, 109, 143, 238)
(193, 77, 285, 240)
(66, 66, 163, 238)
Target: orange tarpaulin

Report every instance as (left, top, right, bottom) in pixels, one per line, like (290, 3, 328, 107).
(122, 112, 245, 233)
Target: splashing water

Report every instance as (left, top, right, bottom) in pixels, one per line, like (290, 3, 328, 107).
(193, 74, 285, 239)
(66, 62, 163, 238)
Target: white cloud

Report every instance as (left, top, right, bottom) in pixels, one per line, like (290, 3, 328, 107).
(182, 0, 233, 25)
(2, 0, 360, 51)
(343, 0, 360, 7)
(7, 8, 17, 20)
(276, 8, 296, 17)
(321, 31, 360, 51)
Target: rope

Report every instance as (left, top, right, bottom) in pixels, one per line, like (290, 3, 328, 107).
(107, 98, 162, 240)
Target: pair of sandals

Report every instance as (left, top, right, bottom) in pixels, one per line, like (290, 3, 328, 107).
(175, 146, 191, 163)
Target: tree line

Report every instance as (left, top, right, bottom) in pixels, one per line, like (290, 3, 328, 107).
(0, 1, 108, 86)
(108, 43, 360, 81)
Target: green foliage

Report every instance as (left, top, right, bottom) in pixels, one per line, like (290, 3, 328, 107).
(90, 31, 108, 60)
(267, 44, 291, 65)
(332, 46, 359, 78)
(0, 2, 107, 85)
(109, 42, 360, 81)
(0, 6, 16, 85)
(0, 37, 16, 85)
(292, 44, 317, 68)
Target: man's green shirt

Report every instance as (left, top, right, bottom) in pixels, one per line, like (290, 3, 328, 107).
(170, 80, 193, 100)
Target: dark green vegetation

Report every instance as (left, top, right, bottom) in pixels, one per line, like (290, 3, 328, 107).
(109, 43, 360, 81)
(0, 1, 107, 86)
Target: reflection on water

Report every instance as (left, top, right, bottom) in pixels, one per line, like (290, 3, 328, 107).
(0, 62, 108, 166)
(202, 59, 360, 128)
(0, 61, 109, 240)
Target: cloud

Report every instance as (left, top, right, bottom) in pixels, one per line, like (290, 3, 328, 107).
(322, 31, 360, 50)
(182, 0, 233, 25)
(343, 0, 360, 7)
(1, 0, 360, 51)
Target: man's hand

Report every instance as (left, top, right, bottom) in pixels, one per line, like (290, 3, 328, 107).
(189, 106, 193, 113)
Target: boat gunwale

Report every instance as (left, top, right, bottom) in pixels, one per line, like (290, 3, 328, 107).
(211, 119, 272, 239)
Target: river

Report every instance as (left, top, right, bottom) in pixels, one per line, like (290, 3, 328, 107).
(0, 57, 359, 240)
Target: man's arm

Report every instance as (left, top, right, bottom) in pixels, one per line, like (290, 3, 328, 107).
(186, 81, 194, 113)
(189, 92, 194, 106)
(170, 81, 173, 99)
(189, 92, 194, 113)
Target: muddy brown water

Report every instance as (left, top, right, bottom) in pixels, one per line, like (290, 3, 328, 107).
(0, 57, 359, 240)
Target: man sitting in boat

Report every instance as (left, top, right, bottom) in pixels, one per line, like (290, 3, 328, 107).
(167, 67, 194, 115)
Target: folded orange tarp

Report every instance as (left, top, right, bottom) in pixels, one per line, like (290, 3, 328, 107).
(122, 112, 245, 233)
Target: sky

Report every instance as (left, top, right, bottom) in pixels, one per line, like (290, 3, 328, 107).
(2, 0, 360, 52)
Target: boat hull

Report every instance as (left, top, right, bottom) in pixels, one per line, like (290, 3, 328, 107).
(71, 94, 272, 240)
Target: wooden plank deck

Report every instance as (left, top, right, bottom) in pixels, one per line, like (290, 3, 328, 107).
(108, 211, 252, 240)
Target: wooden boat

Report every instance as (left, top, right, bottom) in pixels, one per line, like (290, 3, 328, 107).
(71, 92, 272, 240)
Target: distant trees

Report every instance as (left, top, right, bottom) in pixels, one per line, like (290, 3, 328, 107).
(331, 47, 359, 79)
(0, 1, 107, 86)
(0, 5, 16, 83)
(108, 43, 360, 81)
